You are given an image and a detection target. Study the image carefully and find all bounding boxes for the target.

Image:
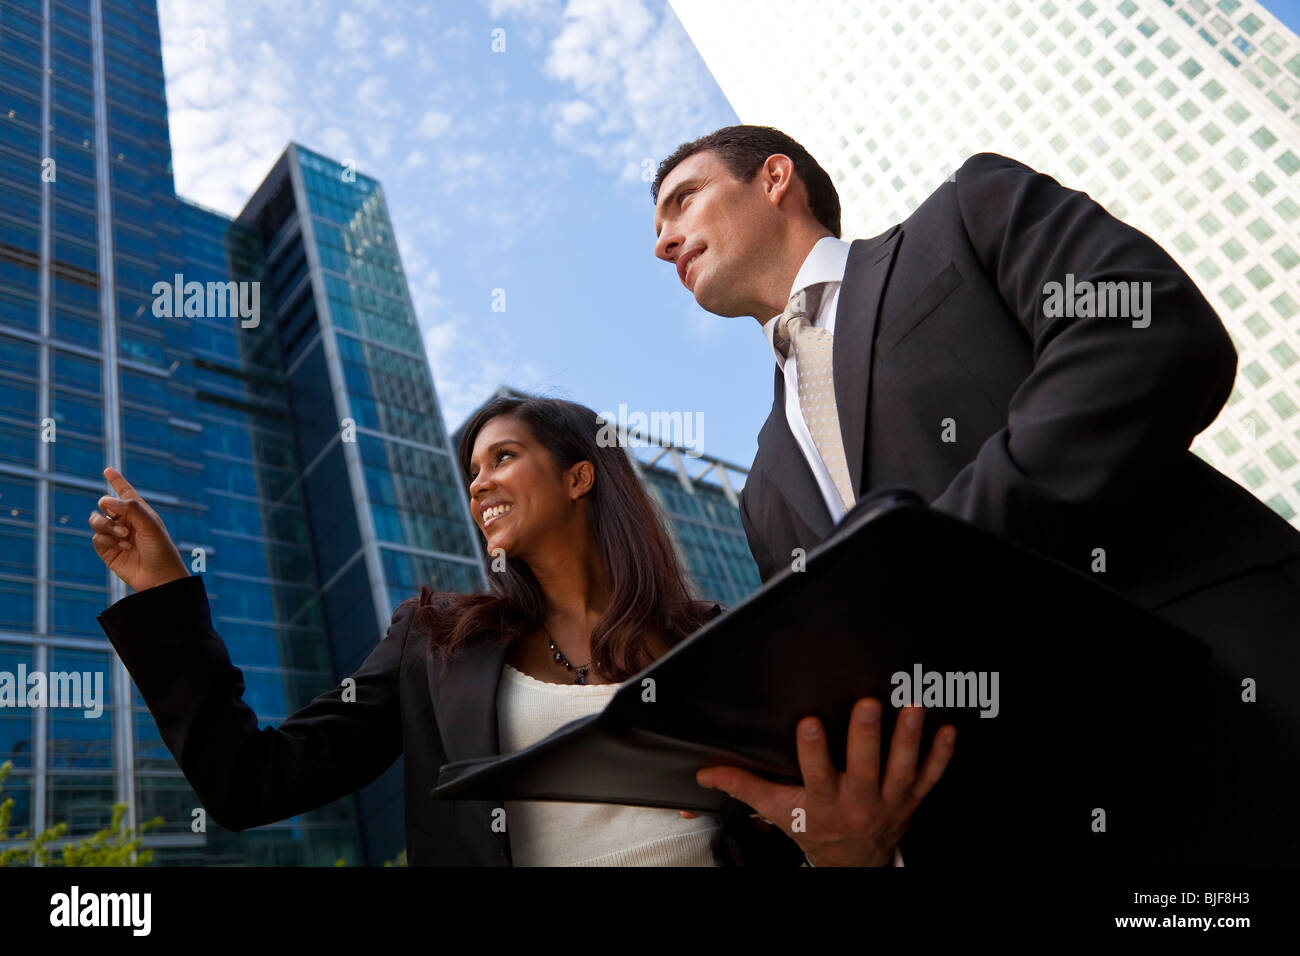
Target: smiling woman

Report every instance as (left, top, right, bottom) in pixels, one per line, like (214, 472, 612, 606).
(413, 394, 787, 865)
(422, 395, 713, 686)
(89, 400, 806, 866)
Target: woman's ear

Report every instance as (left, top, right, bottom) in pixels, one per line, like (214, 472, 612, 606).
(567, 460, 595, 500)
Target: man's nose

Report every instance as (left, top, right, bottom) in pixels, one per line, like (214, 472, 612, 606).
(654, 231, 680, 263)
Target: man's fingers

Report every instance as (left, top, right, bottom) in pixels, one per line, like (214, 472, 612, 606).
(909, 725, 957, 805)
(794, 716, 837, 802)
(844, 698, 883, 802)
(697, 766, 789, 825)
(881, 706, 925, 804)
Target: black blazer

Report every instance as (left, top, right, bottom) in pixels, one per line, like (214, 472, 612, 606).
(97, 574, 805, 866)
(740, 152, 1300, 618)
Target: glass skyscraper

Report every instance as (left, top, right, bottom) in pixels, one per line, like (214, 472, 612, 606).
(671, 0, 1300, 527)
(0, 0, 482, 865)
(454, 387, 763, 608)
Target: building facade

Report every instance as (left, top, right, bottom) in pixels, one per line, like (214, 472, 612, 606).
(0, 0, 480, 865)
(670, 0, 1300, 526)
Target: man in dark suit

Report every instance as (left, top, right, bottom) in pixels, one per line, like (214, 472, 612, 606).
(651, 125, 1300, 862)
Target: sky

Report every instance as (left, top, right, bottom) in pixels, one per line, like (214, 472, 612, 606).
(156, 0, 1300, 472)
(156, 0, 768, 469)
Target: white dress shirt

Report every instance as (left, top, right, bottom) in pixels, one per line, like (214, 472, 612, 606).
(763, 236, 905, 869)
(762, 235, 857, 526)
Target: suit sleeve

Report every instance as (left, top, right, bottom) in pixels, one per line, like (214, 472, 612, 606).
(738, 485, 778, 583)
(98, 574, 412, 831)
(931, 152, 1238, 552)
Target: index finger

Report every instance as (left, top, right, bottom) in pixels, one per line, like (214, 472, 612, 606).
(794, 716, 837, 802)
(103, 467, 136, 498)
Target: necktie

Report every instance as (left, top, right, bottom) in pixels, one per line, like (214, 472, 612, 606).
(774, 284, 857, 512)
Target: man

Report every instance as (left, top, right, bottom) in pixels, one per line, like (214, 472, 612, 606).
(652, 125, 1300, 862)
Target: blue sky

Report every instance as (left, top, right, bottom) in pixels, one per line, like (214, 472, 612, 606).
(158, 0, 767, 468)
(157, 0, 1300, 471)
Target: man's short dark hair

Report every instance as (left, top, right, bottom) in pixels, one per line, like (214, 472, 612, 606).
(652, 125, 841, 238)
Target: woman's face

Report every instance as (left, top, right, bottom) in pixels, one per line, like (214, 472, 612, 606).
(467, 414, 590, 561)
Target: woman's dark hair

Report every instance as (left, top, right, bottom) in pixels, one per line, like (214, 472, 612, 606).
(652, 124, 842, 238)
(416, 395, 719, 682)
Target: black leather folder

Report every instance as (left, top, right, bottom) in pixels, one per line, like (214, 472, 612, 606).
(432, 489, 1227, 863)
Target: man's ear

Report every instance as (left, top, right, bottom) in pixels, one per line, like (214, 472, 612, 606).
(762, 154, 797, 207)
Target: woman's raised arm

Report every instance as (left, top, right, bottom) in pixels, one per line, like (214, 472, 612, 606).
(92, 466, 410, 830)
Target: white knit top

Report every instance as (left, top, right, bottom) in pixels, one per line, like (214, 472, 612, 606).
(496, 662, 723, 866)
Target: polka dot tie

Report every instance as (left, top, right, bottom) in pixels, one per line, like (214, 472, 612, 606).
(773, 284, 857, 513)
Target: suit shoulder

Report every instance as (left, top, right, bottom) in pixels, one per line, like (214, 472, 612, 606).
(389, 595, 425, 639)
(957, 151, 1043, 178)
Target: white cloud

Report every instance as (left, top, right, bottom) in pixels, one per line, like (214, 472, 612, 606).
(159, 0, 300, 214)
(335, 11, 369, 51)
(480, 0, 561, 18)
(355, 74, 401, 120)
(380, 34, 408, 57)
(317, 126, 356, 161)
(441, 24, 471, 45)
(417, 110, 454, 139)
(557, 99, 596, 125)
(423, 315, 546, 431)
(478, 0, 724, 186)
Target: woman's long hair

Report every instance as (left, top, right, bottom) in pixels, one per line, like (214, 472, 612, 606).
(416, 395, 718, 682)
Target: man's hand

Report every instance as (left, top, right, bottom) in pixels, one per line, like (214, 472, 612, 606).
(691, 699, 955, 866)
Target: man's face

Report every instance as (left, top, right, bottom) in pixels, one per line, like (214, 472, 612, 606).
(653, 150, 778, 318)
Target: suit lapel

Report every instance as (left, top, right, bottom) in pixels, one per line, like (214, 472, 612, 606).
(428, 631, 513, 864)
(750, 225, 903, 536)
(834, 226, 902, 496)
(755, 365, 836, 541)
(429, 632, 510, 765)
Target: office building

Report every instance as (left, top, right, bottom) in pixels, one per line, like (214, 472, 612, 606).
(0, 0, 480, 865)
(671, 0, 1300, 525)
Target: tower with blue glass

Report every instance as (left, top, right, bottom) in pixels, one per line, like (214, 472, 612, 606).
(0, 0, 482, 865)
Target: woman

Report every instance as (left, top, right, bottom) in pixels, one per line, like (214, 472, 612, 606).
(91, 395, 951, 865)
